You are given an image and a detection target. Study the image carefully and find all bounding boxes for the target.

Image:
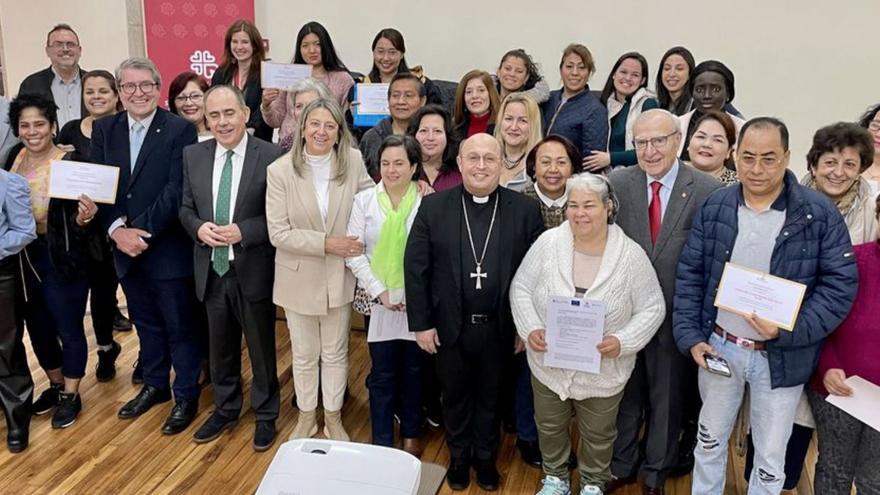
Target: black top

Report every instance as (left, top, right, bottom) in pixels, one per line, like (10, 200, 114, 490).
(460, 189, 501, 315)
(57, 119, 92, 162)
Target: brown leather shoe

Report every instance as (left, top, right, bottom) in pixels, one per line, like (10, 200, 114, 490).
(402, 437, 423, 458)
(642, 486, 665, 495)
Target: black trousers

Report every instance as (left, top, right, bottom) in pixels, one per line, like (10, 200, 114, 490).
(0, 258, 33, 434)
(436, 322, 505, 462)
(612, 337, 694, 488)
(204, 267, 279, 420)
(85, 249, 120, 347)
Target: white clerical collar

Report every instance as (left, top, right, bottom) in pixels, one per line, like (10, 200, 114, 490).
(465, 188, 495, 204)
(534, 184, 568, 208)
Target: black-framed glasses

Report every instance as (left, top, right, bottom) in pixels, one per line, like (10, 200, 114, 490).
(633, 131, 679, 151)
(119, 82, 159, 95)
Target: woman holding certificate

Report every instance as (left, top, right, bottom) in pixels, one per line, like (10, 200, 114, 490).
(7, 94, 101, 429)
(262, 21, 354, 147)
(510, 173, 665, 495)
(807, 194, 880, 495)
(266, 98, 374, 442)
(345, 135, 424, 456)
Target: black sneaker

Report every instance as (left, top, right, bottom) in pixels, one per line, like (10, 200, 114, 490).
(52, 392, 82, 429)
(131, 359, 144, 385)
(33, 383, 63, 416)
(113, 310, 133, 331)
(96, 342, 122, 382)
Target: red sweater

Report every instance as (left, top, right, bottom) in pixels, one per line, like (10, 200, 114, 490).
(467, 112, 492, 137)
(810, 241, 880, 395)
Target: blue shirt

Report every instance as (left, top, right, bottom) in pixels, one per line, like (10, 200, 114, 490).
(0, 169, 37, 259)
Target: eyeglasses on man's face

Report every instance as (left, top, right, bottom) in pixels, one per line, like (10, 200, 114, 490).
(633, 131, 679, 151)
(119, 82, 159, 95)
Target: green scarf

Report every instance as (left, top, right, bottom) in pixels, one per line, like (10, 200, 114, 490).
(371, 183, 418, 289)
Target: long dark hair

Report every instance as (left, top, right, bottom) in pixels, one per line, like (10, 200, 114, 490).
(407, 104, 459, 173)
(292, 21, 348, 72)
(655, 46, 695, 115)
(218, 19, 265, 86)
(496, 49, 541, 93)
(368, 28, 410, 82)
(599, 51, 649, 106)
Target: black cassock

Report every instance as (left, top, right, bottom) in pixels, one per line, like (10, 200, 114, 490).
(405, 185, 544, 462)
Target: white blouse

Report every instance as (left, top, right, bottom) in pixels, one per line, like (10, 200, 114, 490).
(345, 182, 422, 342)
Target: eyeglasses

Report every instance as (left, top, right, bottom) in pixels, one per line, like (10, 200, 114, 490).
(633, 131, 679, 151)
(48, 41, 79, 50)
(374, 48, 400, 58)
(868, 121, 880, 132)
(738, 155, 783, 168)
(119, 82, 159, 95)
(174, 93, 204, 104)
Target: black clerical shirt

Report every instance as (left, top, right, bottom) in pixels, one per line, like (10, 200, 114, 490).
(460, 189, 502, 316)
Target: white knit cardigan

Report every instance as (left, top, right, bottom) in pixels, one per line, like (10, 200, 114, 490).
(510, 221, 665, 400)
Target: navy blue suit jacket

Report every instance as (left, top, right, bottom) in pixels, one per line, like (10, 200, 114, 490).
(91, 108, 198, 279)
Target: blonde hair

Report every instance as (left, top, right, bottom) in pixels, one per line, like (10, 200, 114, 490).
(290, 98, 354, 182)
(494, 93, 542, 156)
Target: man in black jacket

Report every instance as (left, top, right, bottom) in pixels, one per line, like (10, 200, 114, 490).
(179, 85, 284, 452)
(17, 24, 86, 127)
(405, 133, 544, 491)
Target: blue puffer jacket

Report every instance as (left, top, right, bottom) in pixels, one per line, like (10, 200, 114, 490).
(541, 87, 609, 158)
(673, 170, 858, 388)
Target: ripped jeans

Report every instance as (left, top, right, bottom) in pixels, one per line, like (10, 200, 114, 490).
(691, 333, 803, 495)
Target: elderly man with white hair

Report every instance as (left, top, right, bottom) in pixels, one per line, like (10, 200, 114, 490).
(606, 109, 722, 495)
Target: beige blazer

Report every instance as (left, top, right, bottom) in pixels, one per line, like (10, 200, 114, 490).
(266, 148, 374, 315)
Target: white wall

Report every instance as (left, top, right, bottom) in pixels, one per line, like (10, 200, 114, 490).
(2, 0, 878, 168)
(0, 0, 130, 95)
(257, 0, 880, 169)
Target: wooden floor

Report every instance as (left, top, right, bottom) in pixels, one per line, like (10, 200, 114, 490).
(0, 310, 818, 494)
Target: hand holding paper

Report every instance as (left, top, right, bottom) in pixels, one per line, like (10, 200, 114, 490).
(714, 262, 807, 331)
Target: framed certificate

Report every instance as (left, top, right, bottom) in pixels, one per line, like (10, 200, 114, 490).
(48, 160, 120, 205)
(713, 262, 807, 331)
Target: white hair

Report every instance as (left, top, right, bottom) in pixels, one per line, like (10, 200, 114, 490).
(565, 172, 620, 224)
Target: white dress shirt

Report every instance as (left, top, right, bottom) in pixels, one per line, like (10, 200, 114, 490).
(534, 183, 569, 208)
(211, 135, 248, 261)
(645, 159, 680, 220)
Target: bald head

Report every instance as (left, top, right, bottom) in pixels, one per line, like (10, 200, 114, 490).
(457, 133, 502, 197)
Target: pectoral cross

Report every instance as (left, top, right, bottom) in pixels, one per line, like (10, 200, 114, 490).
(470, 264, 488, 290)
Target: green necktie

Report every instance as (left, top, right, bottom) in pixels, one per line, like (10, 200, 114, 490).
(212, 150, 234, 276)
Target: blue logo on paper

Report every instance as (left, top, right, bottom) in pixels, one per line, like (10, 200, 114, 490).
(570, 300, 581, 307)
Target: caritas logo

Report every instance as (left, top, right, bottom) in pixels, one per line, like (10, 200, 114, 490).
(189, 50, 219, 79)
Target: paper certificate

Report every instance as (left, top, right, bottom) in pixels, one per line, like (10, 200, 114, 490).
(355, 83, 390, 115)
(714, 262, 807, 331)
(261, 62, 311, 90)
(543, 296, 605, 374)
(826, 376, 880, 433)
(48, 160, 120, 204)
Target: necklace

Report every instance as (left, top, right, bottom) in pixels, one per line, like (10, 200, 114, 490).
(461, 193, 499, 290)
(502, 144, 525, 170)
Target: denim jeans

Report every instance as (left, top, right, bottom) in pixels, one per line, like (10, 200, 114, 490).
(692, 332, 802, 495)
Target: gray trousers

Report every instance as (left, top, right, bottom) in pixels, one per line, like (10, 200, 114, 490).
(807, 389, 880, 495)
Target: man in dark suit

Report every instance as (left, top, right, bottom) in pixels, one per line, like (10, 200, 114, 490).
(405, 133, 544, 492)
(179, 85, 284, 452)
(17, 24, 86, 127)
(607, 109, 722, 495)
(91, 57, 201, 435)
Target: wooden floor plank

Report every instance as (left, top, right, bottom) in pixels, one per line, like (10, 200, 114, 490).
(0, 310, 818, 494)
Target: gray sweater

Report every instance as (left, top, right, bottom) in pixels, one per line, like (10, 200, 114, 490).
(358, 117, 395, 179)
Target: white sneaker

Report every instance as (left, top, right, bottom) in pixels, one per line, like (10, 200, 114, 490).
(579, 484, 603, 495)
(536, 475, 571, 495)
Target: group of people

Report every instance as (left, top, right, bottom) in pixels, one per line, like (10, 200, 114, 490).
(0, 19, 877, 495)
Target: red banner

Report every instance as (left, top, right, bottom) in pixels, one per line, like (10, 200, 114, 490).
(143, 0, 254, 107)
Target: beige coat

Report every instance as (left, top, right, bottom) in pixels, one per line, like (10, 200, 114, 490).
(266, 148, 374, 315)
